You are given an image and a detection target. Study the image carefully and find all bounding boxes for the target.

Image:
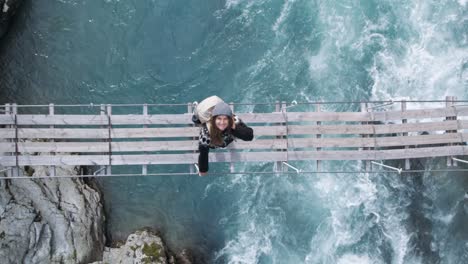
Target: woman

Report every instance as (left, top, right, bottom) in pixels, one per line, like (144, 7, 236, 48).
(197, 102, 254, 176)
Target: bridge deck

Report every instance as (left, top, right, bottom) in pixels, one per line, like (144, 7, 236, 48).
(1, 102, 467, 173)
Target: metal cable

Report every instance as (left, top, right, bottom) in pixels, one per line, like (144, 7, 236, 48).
(1, 168, 468, 180)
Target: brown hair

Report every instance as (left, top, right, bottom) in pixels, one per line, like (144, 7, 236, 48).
(209, 116, 234, 146)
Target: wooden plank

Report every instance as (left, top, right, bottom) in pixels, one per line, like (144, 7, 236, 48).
(0, 114, 192, 125)
(288, 146, 468, 161)
(111, 127, 197, 138)
(0, 151, 287, 166)
(0, 113, 285, 126)
(0, 139, 286, 153)
(288, 133, 467, 148)
(0, 141, 192, 153)
(238, 112, 285, 123)
(371, 105, 468, 121)
(210, 151, 286, 163)
(6, 132, 464, 153)
(0, 142, 15, 152)
(287, 112, 371, 122)
(287, 120, 468, 135)
(0, 112, 14, 126)
(285, 106, 468, 122)
(110, 114, 193, 125)
(0, 125, 285, 139)
(248, 126, 286, 136)
(1, 145, 466, 166)
(0, 128, 194, 139)
(1, 110, 467, 127)
(1, 120, 463, 140)
(1, 106, 467, 125)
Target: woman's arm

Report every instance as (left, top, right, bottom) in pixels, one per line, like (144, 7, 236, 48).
(198, 144, 210, 174)
(231, 120, 254, 141)
(198, 124, 211, 175)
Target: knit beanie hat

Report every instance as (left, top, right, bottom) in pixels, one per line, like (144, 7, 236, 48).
(212, 102, 232, 117)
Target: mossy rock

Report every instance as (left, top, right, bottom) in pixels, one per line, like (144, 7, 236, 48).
(142, 242, 162, 262)
(142, 256, 152, 264)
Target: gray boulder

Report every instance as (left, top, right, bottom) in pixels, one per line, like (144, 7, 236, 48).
(90, 229, 174, 264)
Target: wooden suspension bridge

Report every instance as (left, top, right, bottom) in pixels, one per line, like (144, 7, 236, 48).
(0, 97, 467, 177)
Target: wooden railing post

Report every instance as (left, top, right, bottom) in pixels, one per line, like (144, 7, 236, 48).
(229, 102, 235, 173)
(402, 100, 410, 170)
(361, 102, 371, 172)
(188, 102, 195, 174)
(316, 103, 321, 172)
(275, 101, 283, 172)
(446, 96, 456, 167)
(4, 104, 12, 177)
(12, 104, 19, 177)
(49, 103, 56, 176)
(106, 104, 112, 175)
(142, 104, 148, 175)
(99, 104, 106, 175)
(452, 96, 457, 167)
(282, 101, 288, 172)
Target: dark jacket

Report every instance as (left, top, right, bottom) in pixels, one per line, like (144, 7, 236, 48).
(198, 116, 254, 173)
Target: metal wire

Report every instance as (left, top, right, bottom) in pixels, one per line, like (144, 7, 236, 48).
(0, 168, 467, 180)
(4, 100, 468, 108)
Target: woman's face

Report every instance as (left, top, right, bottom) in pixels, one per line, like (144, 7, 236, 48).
(215, 115, 229, 131)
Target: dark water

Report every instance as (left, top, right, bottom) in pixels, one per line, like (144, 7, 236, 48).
(1, 0, 468, 263)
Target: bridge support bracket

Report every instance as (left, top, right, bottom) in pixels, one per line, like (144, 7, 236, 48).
(371, 161, 402, 174)
(193, 163, 200, 173)
(93, 167, 106, 176)
(452, 157, 468, 165)
(280, 100, 298, 112)
(282, 162, 301, 173)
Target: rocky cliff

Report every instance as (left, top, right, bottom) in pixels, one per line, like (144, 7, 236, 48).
(0, 165, 106, 263)
(0, 0, 22, 39)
